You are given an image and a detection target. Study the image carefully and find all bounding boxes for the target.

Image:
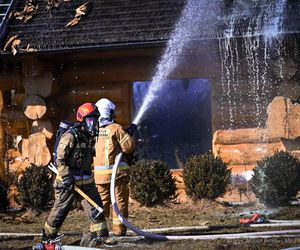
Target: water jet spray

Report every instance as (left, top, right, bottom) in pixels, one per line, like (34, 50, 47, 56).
(111, 0, 222, 240)
(133, 0, 220, 126)
(110, 0, 285, 240)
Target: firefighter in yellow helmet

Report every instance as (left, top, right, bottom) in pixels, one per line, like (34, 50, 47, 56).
(94, 98, 136, 236)
(42, 103, 108, 248)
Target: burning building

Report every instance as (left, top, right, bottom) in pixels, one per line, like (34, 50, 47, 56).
(0, 0, 299, 185)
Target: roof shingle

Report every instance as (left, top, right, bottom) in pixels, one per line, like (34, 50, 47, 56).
(5, 0, 186, 51)
(3, 0, 300, 52)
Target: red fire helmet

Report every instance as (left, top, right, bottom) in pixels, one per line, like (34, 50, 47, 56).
(76, 103, 97, 122)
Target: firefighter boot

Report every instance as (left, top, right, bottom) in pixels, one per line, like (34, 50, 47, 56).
(80, 231, 107, 247)
(33, 230, 63, 250)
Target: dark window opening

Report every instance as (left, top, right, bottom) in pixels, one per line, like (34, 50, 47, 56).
(133, 79, 212, 168)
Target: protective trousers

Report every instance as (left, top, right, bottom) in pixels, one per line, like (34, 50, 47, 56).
(44, 181, 108, 237)
(96, 175, 129, 236)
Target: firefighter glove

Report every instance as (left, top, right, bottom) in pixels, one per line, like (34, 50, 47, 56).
(125, 123, 137, 136)
(124, 153, 138, 166)
(62, 176, 75, 190)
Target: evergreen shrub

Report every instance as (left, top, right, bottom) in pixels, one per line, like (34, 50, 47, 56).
(18, 164, 53, 210)
(183, 152, 231, 200)
(0, 178, 9, 212)
(129, 159, 176, 206)
(250, 151, 300, 207)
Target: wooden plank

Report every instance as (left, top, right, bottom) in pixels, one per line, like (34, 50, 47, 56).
(61, 59, 154, 84)
(0, 91, 4, 112)
(213, 128, 280, 145)
(20, 138, 29, 160)
(1, 111, 29, 137)
(0, 123, 5, 178)
(214, 143, 285, 165)
(61, 83, 128, 105)
(56, 82, 132, 126)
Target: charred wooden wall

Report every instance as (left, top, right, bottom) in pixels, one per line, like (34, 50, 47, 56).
(0, 36, 299, 176)
(0, 48, 160, 172)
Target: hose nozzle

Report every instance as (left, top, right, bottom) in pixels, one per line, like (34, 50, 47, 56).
(126, 123, 137, 136)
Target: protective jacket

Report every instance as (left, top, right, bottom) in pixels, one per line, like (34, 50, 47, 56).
(57, 128, 95, 179)
(94, 122, 135, 236)
(44, 129, 107, 238)
(94, 123, 135, 184)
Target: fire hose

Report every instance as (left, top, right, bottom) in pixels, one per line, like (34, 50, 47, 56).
(45, 131, 300, 241)
(109, 154, 300, 243)
(43, 156, 300, 243)
(110, 152, 168, 240)
(109, 153, 300, 242)
(109, 123, 171, 239)
(48, 153, 168, 239)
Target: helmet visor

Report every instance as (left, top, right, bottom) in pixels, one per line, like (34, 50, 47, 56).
(83, 116, 98, 136)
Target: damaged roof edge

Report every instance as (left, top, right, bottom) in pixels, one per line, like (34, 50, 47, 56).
(0, 40, 168, 57)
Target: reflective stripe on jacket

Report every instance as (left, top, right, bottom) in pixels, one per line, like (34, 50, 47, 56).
(56, 174, 95, 186)
(94, 162, 130, 174)
(94, 123, 135, 184)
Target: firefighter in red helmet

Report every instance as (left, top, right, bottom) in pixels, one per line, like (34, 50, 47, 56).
(41, 103, 108, 248)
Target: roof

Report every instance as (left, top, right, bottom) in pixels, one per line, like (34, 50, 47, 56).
(2, 0, 300, 53)
(4, 0, 186, 52)
(221, 1, 300, 38)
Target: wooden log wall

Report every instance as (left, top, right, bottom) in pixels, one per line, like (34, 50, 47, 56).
(166, 39, 279, 132)
(0, 58, 59, 173)
(0, 65, 31, 179)
(211, 84, 278, 131)
(0, 56, 148, 172)
(213, 126, 300, 174)
(212, 128, 285, 174)
(16, 58, 58, 167)
(0, 64, 28, 137)
(0, 91, 5, 178)
(59, 58, 138, 126)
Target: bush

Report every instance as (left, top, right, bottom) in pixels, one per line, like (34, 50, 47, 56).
(129, 159, 176, 206)
(183, 152, 231, 200)
(250, 151, 300, 208)
(18, 165, 53, 210)
(0, 178, 9, 212)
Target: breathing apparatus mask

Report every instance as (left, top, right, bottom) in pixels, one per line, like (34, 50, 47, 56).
(76, 103, 100, 137)
(83, 115, 99, 137)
